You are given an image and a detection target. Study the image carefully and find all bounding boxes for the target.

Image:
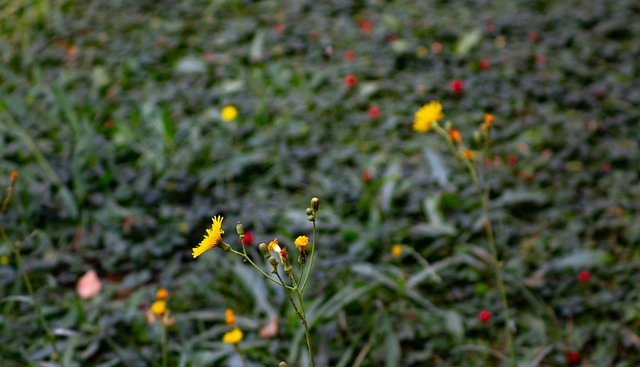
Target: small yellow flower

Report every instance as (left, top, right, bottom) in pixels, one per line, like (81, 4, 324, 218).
(193, 216, 226, 258)
(151, 300, 166, 316)
(268, 238, 281, 253)
(413, 101, 444, 132)
(391, 245, 403, 257)
(221, 105, 238, 121)
(225, 309, 235, 326)
(484, 113, 494, 127)
(0, 255, 8, 265)
(294, 236, 309, 252)
(416, 46, 428, 58)
(449, 128, 461, 143)
(156, 288, 169, 300)
(223, 327, 244, 344)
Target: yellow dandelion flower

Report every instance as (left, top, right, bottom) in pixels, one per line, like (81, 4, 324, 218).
(294, 236, 309, 252)
(223, 327, 244, 344)
(193, 216, 227, 258)
(151, 300, 166, 316)
(225, 309, 235, 326)
(268, 238, 281, 253)
(156, 288, 169, 300)
(413, 101, 444, 132)
(221, 105, 238, 122)
(391, 244, 403, 257)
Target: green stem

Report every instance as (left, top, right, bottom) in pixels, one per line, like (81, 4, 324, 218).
(161, 322, 168, 367)
(229, 248, 293, 289)
(299, 221, 317, 294)
(435, 124, 516, 366)
(13, 243, 61, 362)
(296, 291, 315, 367)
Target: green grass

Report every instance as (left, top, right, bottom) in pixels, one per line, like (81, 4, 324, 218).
(1, 0, 640, 366)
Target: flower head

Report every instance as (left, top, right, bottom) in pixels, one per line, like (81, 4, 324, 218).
(294, 236, 309, 252)
(221, 105, 238, 122)
(368, 106, 380, 119)
(156, 288, 169, 300)
(449, 128, 461, 143)
(10, 171, 18, 183)
(344, 74, 358, 88)
(450, 79, 464, 94)
(268, 238, 281, 253)
(223, 327, 244, 344)
(578, 270, 590, 282)
(478, 310, 491, 323)
(483, 114, 494, 129)
(391, 244, 403, 257)
(413, 101, 444, 132)
(225, 308, 235, 326)
(193, 216, 229, 258)
(151, 300, 167, 316)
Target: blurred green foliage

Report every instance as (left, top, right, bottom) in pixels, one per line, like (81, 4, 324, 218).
(1, 0, 640, 366)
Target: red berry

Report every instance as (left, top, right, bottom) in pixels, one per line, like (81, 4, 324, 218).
(478, 310, 491, 323)
(344, 74, 357, 88)
(578, 270, 590, 282)
(479, 59, 490, 70)
(450, 79, 464, 94)
(567, 351, 580, 364)
(344, 50, 356, 62)
(367, 106, 380, 119)
(242, 231, 253, 246)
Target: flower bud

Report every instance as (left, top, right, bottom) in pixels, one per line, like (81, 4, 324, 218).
(305, 207, 313, 216)
(473, 130, 482, 143)
(236, 222, 245, 236)
(259, 243, 271, 258)
(280, 247, 292, 273)
(310, 197, 320, 212)
(279, 363, 288, 367)
(269, 256, 279, 268)
(307, 214, 315, 222)
(10, 171, 18, 183)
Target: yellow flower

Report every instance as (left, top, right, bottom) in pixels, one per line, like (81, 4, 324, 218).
(0, 255, 8, 265)
(193, 216, 226, 258)
(461, 149, 478, 160)
(223, 327, 244, 344)
(151, 300, 166, 316)
(413, 101, 444, 132)
(391, 244, 403, 257)
(294, 236, 309, 252)
(225, 309, 235, 326)
(268, 238, 281, 253)
(156, 288, 169, 300)
(221, 105, 238, 121)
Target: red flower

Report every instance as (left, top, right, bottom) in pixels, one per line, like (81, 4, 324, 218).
(600, 163, 611, 173)
(450, 79, 464, 94)
(578, 270, 590, 282)
(344, 50, 356, 62)
(386, 33, 397, 43)
(567, 351, 580, 364)
(479, 59, 490, 70)
(528, 30, 539, 42)
(243, 231, 253, 246)
(359, 19, 373, 34)
(431, 42, 443, 54)
(536, 53, 546, 65)
(273, 23, 286, 35)
(344, 74, 358, 88)
(507, 154, 519, 166)
(478, 310, 491, 323)
(367, 106, 380, 119)
(362, 170, 373, 182)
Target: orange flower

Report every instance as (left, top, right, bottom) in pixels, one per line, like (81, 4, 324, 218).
(10, 171, 18, 183)
(449, 128, 461, 143)
(225, 309, 235, 326)
(156, 288, 169, 300)
(462, 149, 478, 160)
(482, 114, 494, 130)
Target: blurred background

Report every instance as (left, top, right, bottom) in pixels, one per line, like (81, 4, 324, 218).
(1, 0, 640, 366)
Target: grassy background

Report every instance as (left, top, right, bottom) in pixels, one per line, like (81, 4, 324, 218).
(2, 0, 640, 366)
